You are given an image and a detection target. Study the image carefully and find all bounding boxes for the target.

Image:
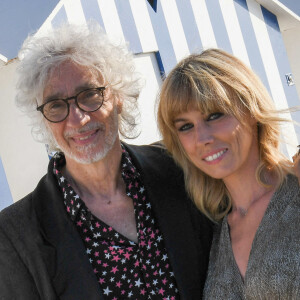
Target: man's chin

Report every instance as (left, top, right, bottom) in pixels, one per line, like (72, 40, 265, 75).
(64, 149, 108, 165)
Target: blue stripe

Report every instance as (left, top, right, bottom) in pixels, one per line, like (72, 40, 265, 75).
(51, 5, 68, 28)
(81, 0, 105, 30)
(205, 0, 232, 53)
(0, 157, 13, 210)
(233, 0, 271, 93)
(261, 7, 300, 110)
(146, 0, 177, 74)
(115, 0, 143, 54)
(175, 0, 203, 54)
(147, 0, 157, 12)
(155, 51, 165, 78)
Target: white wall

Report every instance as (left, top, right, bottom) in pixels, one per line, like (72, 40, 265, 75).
(0, 60, 49, 202)
(281, 25, 300, 99)
(124, 52, 162, 145)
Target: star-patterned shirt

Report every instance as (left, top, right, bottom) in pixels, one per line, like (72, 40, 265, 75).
(53, 145, 180, 300)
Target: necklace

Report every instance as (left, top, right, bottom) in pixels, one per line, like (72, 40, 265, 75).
(232, 188, 274, 217)
(233, 206, 248, 217)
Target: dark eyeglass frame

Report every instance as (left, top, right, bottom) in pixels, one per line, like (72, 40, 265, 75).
(37, 86, 106, 123)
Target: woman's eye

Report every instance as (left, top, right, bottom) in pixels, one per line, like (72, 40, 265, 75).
(207, 112, 223, 121)
(178, 123, 194, 132)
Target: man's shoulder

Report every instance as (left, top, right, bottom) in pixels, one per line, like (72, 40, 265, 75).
(0, 192, 36, 236)
(0, 172, 51, 233)
(123, 141, 176, 165)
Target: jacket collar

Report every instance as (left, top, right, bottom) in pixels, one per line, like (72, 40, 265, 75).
(32, 157, 103, 299)
(124, 142, 208, 300)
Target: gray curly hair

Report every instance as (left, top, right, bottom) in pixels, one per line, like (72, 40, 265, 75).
(15, 22, 142, 152)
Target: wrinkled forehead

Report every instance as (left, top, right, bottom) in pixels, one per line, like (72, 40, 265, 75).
(43, 61, 104, 102)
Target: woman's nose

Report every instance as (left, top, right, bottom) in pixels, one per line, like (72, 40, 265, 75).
(195, 124, 214, 146)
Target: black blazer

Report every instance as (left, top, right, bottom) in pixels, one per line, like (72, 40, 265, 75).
(0, 143, 213, 300)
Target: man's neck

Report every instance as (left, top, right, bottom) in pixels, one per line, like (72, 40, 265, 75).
(62, 140, 123, 203)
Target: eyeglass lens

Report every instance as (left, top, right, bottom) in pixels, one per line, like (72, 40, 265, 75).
(43, 88, 104, 122)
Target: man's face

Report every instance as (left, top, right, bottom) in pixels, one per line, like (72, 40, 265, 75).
(43, 61, 122, 164)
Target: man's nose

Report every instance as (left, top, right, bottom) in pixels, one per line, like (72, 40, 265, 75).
(67, 100, 90, 126)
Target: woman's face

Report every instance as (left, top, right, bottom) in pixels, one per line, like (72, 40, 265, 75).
(173, 109, 259, 181)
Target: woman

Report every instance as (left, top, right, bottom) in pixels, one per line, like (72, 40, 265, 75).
(157, 48, 300, 299)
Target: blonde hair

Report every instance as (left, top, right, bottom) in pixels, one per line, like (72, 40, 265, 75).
(157, 48, 293, 221)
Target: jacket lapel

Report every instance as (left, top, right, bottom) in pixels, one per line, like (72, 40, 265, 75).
(125, 143, 205, 300)
(33, 160, 103, 300)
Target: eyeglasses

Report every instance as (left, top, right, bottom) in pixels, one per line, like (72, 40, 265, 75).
(37, 86, 106, 123)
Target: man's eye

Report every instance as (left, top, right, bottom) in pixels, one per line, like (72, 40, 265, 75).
(47, 100, 65, 111)
(207, 112, 223, 121)
(178, 123, 194, 132)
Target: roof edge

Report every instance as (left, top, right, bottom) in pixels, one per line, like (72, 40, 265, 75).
(255, 0, 300, 30)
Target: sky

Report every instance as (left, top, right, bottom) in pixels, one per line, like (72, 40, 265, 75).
(0, 0, 59, 60)
(0, 0, 299, 61)
(278, 0, 300, 16)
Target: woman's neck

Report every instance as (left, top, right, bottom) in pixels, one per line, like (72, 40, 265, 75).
(224, 164, 276, 218)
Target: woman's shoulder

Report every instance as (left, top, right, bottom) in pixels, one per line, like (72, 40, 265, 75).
(280, 174, 300, 198)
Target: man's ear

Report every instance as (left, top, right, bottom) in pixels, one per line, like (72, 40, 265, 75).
(116, 97, 123, 114)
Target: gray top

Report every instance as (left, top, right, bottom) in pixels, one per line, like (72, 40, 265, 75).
(203, 175, 300, 300)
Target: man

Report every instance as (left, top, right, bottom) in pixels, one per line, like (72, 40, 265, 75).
(0, 23, 212, 299)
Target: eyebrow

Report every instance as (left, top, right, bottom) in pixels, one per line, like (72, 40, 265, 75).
(43, 83, 100, 103)
(173, 118, 188, 124)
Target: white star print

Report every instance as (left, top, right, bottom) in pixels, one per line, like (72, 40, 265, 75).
(135, 278, 143, 287)
(60, 176, 65, 182)
(162, 254, 168, 261)
(153, 279, 158, 285)
(93, 233, 101, 239)
(103, 286, 112, 295)
(128, 291, 133, 298)
(139, 186, 145, 193)
(86, 248, 91, 254)
(157, 235, 163, 242)
(159, 269, 165, 276)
